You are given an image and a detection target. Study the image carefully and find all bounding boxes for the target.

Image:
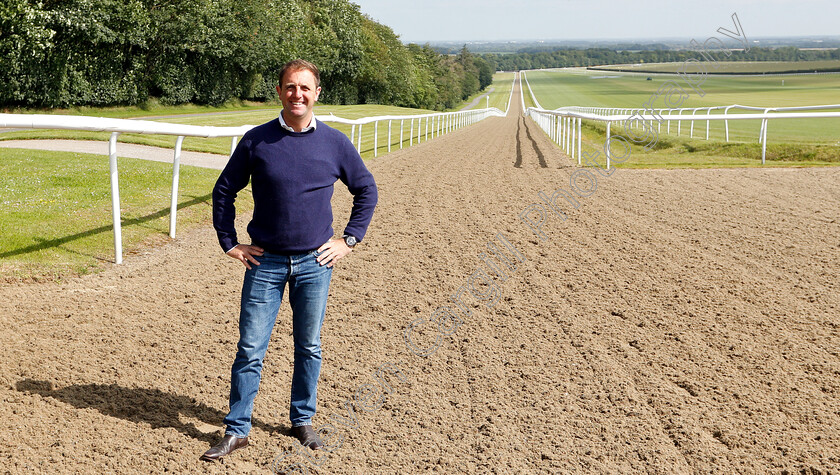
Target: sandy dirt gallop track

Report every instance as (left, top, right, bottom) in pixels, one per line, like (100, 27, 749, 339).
(2, 78, 840, 474)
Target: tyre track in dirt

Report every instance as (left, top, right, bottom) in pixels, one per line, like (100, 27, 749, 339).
(1, 76, 839, 473)
(515, 115, 549, 169)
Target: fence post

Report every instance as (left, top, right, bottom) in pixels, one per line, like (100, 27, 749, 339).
(667, 109, 672, 134)
(108, 132, 123, 265)
(410, 119, 414, 146)
(357, 124, 363, 152)
(230, 136, 238, 156)
(605, 122, 611, 170)
(556, 116, 561, 150)
(705, 107, 711, 140)
(169, 135, 184, 238)
(400, 120, 404, 149)
(565, 117, 570, 153)
(577, 118, 582, 166)
(690, 108, 698, 138)
(761, 118, 768, 165)
(677, 110, 682, 136)
(549, 115, 554, 143)
(351, 125, 356, 150)
(388, 120, 392, 153)
(374, 121, 379, 158)
(724, 105, 735, 142)
(558, 116, 563, 151)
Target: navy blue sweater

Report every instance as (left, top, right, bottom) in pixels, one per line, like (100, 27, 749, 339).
(212, 118, 378, 254)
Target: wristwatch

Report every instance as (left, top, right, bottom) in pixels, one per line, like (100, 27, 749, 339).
(343, 234, 357, 248)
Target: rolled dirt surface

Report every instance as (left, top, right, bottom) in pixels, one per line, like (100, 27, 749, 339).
(2, 77, 840, 474)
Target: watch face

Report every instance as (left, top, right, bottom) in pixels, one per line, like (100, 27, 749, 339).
(345, 235, 357, 247)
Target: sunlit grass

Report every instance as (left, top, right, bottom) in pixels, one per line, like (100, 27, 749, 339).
(523, 68, 840, 167)
(561, 120, 840, 169)
(0, 148, 250, 281)
(524, 69, 840, 145)
(452, 72, 515, 112)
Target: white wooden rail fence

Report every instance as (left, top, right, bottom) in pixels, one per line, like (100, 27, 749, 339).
(339, 107, 505, 158)
(519, 71, 840, 167)
(0, 99, 509, 264)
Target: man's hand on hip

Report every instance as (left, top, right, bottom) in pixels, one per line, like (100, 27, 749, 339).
(227, 244, 264, 270)
(316, 238, 352, 268)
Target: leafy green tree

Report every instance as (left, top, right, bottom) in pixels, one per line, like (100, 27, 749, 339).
(474, 56, 493, 90)
(0, 0, 502, 109)
(457, 45, 479, 99)
(0, 0, 56, 105)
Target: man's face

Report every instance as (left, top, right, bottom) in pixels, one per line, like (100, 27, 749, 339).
(276, 69, 321, 125)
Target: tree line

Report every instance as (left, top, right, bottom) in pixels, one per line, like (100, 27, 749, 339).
(0, 0, 493, 110)
(485, 46, 840, 71)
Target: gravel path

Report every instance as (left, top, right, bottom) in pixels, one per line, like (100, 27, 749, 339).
(2, 76, 840, 474)
(459, 87, 496, 111)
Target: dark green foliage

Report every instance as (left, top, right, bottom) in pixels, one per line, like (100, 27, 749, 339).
(486, 46, 840, 71)
(1, 0, 490, 109)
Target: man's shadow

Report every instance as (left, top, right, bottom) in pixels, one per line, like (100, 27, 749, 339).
(16, 379, 285, 445)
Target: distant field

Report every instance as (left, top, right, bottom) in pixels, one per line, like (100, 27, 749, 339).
(486, 72, 515, 111)
(590, 60, 840, 74)
(524, 69, 840, 145)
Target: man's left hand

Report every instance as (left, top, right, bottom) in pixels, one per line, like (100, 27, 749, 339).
(316, 238, 353, 267)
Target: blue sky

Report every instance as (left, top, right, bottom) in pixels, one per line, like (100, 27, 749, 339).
(351, 0, 838, 43)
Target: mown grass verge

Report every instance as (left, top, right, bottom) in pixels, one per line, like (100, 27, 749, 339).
(0, 148, 251, 282)
(570, 121, 840, 168)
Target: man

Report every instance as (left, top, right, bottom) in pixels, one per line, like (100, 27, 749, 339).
(201, 59, 377, 462)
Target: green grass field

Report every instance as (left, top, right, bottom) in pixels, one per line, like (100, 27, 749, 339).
(459, 72, 515, 112)
(572, 120, 839, 169)
(0, 148, 243, 281)
(590, 60, 840, 74)
(524, 68, 840, 167)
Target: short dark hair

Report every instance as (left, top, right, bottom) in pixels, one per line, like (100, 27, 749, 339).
(278, 59, 320, 88)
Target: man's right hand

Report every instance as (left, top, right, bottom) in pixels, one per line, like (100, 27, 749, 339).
(226, 244, 264, 270)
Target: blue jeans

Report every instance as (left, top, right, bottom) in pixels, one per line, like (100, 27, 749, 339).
(223, 250, 333, 437)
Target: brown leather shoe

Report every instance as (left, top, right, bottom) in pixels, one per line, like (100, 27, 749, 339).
(291, 425, 323, 450)
(199, 434, 250, 462)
